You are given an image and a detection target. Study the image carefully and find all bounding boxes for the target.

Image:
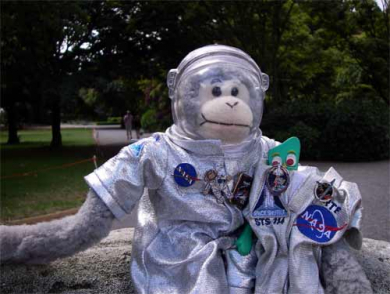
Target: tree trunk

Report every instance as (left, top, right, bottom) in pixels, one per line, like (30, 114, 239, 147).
(50, 98, 62, 148)
(6, 103, 19, 144)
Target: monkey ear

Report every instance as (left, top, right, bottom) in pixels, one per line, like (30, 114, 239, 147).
(261, 73, 269, 91)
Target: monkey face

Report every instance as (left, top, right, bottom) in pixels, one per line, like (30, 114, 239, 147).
(168, 45, 269, 144)
(197, 79, 253, 143)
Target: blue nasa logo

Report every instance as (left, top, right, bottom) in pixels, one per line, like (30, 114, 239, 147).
(173, 163, 198, 187)
(296, 205, 339, 243)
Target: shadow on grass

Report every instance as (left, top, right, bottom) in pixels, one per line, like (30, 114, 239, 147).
(0, 144, 109, 222)
(0, 126, 130, 222)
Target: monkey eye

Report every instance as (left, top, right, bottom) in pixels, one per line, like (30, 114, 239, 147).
(231, 87, 239, 96)
(212, 86, 222, 97)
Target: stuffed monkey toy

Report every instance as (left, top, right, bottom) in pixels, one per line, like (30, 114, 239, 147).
(0, 45, 372, 294)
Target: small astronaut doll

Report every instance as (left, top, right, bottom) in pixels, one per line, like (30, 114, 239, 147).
(0, 45, 372, 294)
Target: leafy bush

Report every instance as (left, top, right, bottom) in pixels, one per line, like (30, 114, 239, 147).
(96, 117, 122, 125)
(107, 117, 121, 124)
(141, 109, 158, 132)
(140, 109, 172, 132)
(322, 99, 389, 161)
(262, 98, 389, 161)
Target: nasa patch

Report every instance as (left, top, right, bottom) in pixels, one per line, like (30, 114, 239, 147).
(173, 163, 198, 187)
(296, 205, 345, 243)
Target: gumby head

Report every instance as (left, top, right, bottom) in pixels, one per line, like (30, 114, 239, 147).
(268, 137, 301, 171)
(166, 44, 269, 144)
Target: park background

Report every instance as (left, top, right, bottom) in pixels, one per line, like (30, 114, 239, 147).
(1, 1, 389, 240)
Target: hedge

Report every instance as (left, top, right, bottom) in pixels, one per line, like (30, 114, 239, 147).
(261, 98, 389, 161)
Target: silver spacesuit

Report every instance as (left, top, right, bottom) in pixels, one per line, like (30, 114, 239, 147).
(85, 45, 274, 294)
(86, 128, 278, 293)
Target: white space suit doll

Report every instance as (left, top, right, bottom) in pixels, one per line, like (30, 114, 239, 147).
(0, 45, 371, 294)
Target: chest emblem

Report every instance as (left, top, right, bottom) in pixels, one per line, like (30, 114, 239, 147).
(265, 165, 290, 196)
(202, 169, 232, 203)
(173, 163, 199, 187)
(314, 179, 336, 202)
(295, 205, 347, 243)
(230, 173, 252, 209)
(252, 185, 288, 218)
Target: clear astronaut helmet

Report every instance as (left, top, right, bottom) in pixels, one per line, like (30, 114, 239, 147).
(167, 45, 269, 144)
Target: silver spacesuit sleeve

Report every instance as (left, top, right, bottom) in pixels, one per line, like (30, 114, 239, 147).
(340, 181, 364, 250)
(261, 136, 280, 152)
(321, 167, 364, 249)
(85, 135, 168, 219)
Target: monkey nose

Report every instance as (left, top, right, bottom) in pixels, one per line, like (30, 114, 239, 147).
(226, 102, 239, 109)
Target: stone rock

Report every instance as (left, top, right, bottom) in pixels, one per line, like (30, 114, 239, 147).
(1, 229, 389, 293)
(354, 238, 390, 294)
(1, 229, 135, 294)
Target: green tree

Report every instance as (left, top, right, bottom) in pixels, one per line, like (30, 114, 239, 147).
(1, 1, 100, 146)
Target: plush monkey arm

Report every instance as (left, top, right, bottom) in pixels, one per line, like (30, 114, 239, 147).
(0, 189, 114, 264)
(321, 238, 372, 294)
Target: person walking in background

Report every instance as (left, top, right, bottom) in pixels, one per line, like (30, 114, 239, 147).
(123, 110, 133, 141)
(133, 114, 141, 139)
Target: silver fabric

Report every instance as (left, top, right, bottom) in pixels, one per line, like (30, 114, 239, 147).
(85, 128, 278, 294)
(226, 248, 257, 294)
(240, 164, 363, 294)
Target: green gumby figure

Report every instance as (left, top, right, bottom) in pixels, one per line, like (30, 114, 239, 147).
(235, 221, 254, 256)
(268, 136, 300, 172)
(235, 137, 301, 256)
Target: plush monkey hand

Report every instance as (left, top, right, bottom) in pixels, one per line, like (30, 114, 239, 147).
(0, 190, 114, 264)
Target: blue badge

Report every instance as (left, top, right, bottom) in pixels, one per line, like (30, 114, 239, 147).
(252, 185, 288, 218)
(129, 143, 144, 157)
(296, 205, 338, 243)
(129, 136, 160, 157)
(173, 163, 198, 187)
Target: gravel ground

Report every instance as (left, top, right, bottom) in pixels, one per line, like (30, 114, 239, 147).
(1, 229, 389, 294)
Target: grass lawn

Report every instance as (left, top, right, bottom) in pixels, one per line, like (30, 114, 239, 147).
(0, 129, 99, 223)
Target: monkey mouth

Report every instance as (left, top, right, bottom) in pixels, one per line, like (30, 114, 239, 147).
(200, 114, 251, 128)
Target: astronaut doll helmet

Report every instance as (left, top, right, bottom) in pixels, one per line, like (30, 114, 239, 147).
(167, 44, 269, 143)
